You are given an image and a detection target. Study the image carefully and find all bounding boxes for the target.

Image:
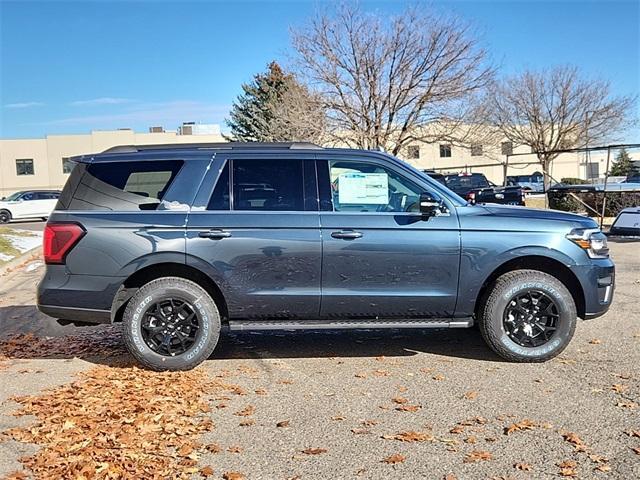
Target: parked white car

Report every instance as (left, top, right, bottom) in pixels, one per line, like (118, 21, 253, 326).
(0, 190, 61, 223)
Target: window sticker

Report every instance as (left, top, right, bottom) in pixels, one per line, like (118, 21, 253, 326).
(338, 172, 389, 204)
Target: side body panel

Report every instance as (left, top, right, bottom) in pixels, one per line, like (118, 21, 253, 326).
(317, 153, 462, 319)
(185, 154, 322, 320)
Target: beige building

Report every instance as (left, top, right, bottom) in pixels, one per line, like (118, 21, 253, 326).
(0, 124, 616, 197)
(396, 141, 611, 185)
(0, 127, 225, 197)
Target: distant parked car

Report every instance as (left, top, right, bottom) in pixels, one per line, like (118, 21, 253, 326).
(506, 172, 544, 192)
(444, 173, 525, 205)
(609, 206, 640, 236)
(0, 190, 61, 223)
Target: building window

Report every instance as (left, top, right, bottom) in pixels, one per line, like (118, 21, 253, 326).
(439, 144, 452, 158)
(16, 159, 34, 176)
(407, 145, 420, 160)
(62, 157, 74, 174)
(501, 141, 513, 156)
(586, 162, 600, 179)
(470, 144, 483, 156)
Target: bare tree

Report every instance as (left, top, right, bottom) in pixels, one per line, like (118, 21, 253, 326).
(487, 65, 637, 190)
(268, 81, 327, 143)
(291, 3, 493, 155)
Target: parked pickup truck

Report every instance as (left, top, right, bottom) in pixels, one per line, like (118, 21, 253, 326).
(38, 143, 614, 371)
(442, 173, 525, 205)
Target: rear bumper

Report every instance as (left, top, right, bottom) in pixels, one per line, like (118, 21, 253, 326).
(570, 259, 615, 319)
(37, 265, 124, 325)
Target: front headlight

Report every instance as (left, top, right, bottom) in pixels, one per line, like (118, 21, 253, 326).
(567, 228, 610, 259)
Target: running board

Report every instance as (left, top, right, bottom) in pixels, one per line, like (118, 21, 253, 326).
(227, 318, 473, 331)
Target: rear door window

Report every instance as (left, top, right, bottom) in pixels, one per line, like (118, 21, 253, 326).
(68, 160, 183, 211)
(232, 159, 305, 211)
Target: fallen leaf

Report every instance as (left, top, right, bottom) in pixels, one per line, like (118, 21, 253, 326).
(351, 428, 370, 435)
(222, 472, 245, 480)
(383, 453, 406, 464)
(589, 338, 602, 344)
(463, 391, 478, 400)
(331, 415, 346, 421)
(204, 443, 221, 454)
(562, 431, 588, 452)
(432, 374, 445, 381)
(383, 431, 433, 443)
(616, 400, 637, 409)
(449, 425, 465, 434)
(595, 464, 611, 472)
(464, 436, 477, 444)
(200, 465, 215, 477)
(228, 445, 243, 453)
(505, 419, 536, 435)
(464, 450, 492, 463)
(392, 396, 408, 404)
(515, 462, 533, 471)
(632, 446, 640, 455)
(395, 404, 421, 412)
(255, 388, 268, 395)
(611, 384, 628, 394)
(557, 460, 578, 477)
(277, 420, 290, 428)
(234, 405, 255, 416)
(302, 447, 327, 455)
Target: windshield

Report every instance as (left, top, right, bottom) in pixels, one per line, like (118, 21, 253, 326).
(3, 191, 25, 201)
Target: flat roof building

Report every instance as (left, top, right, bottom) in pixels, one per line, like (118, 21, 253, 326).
(0, 127, 225, 197)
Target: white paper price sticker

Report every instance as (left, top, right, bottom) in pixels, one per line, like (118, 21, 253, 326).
(338, 172, 389, 204)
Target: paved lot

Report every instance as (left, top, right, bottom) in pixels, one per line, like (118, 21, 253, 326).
(0, 241, 638, 479)
(3, 220, 46, 233)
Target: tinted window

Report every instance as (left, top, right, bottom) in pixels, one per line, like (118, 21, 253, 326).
(232, 159, 304, 211)
(327, 160, 428, 213)
(445, 175, 489, 190)
(207, 163, 230, 210)
(68, 160, 183, 211)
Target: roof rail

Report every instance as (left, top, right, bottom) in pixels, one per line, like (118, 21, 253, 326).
(101, 142, 323, 154)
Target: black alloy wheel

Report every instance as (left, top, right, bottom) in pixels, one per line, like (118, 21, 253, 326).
(140, 298, 199, 356)
(503, 289, 559, 347)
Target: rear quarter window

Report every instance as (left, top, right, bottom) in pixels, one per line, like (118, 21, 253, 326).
(62, 160, 184, 211)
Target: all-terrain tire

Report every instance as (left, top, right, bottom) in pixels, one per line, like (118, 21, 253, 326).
(122, 277, 221, 371)
(478, 269, 577, 362)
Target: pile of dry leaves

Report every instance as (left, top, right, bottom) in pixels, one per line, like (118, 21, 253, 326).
(3, 365, 242, 479)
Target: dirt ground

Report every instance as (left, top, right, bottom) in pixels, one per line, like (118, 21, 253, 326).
(0, 240, 638, 479)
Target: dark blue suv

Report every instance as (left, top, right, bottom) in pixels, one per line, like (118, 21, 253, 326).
(37, 143, 615, 370)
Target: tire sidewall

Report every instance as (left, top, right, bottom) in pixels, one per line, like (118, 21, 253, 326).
(124, 281, 220, 370)
(489, 278, 576, 359)
(0, 210, 11, 224)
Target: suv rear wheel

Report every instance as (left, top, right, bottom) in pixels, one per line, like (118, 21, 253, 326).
(122, 277, 221, 371)
(478, 270, 576, 362)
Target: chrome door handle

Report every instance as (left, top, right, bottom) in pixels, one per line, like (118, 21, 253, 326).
(331, 230, 363, 240)
(198, 229, 232, 239)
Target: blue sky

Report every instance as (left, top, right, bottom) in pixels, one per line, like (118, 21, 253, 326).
(1, 0, 638, 139)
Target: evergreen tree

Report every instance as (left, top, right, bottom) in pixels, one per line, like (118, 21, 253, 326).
(226, 62, 292, 142)
(609, 148, 638, 177)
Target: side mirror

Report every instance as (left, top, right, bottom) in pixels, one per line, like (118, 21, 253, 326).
(419, 193, 443, 218)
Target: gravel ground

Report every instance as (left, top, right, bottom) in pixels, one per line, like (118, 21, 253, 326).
(0, 240, 638, 479)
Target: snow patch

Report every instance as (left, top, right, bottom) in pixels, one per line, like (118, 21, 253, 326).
(4, 230, 43, 253)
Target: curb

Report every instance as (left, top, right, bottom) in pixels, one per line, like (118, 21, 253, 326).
(0, 247, 42, 277)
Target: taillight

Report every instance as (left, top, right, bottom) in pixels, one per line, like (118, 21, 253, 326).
(467, 192, 476, 204)
(43, 223, 85, 264)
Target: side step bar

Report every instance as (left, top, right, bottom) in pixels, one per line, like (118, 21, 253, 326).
(227, 318, 473, 331)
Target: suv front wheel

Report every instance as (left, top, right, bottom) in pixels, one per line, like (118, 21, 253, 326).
(479, 270, 577, 362)
(122, 277, 221, 371)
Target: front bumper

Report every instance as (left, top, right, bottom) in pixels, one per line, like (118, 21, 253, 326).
(570, 259, 615, 319)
